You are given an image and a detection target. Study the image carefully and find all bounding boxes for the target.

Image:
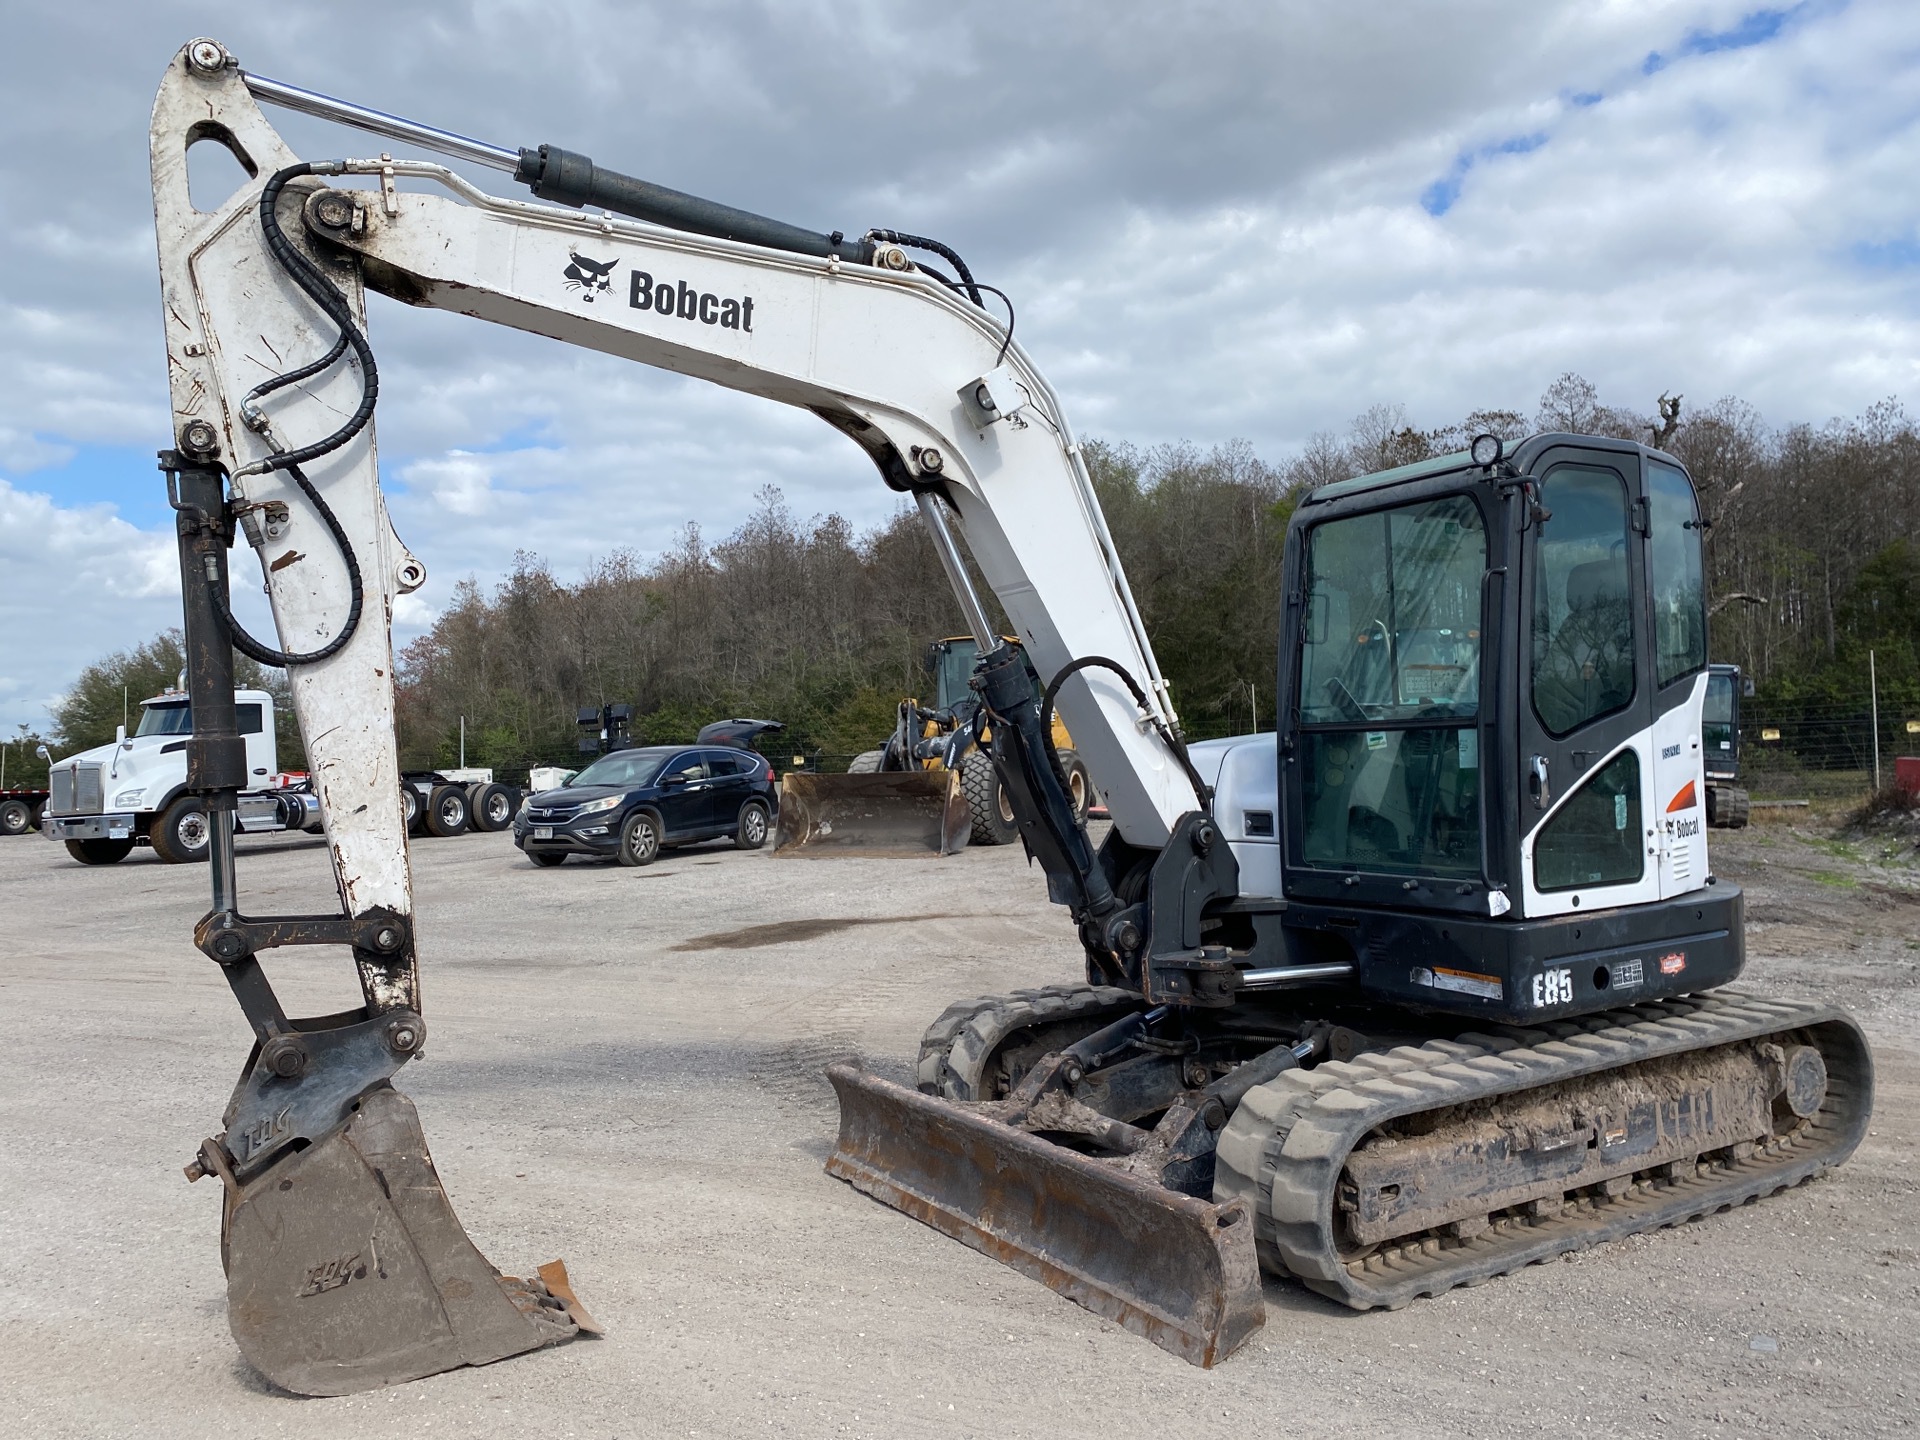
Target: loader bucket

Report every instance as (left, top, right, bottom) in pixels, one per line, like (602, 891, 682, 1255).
(218, 1086, 597, 1396)
(773, 770, 970, 857)
(824, 1063, 1265, 1367)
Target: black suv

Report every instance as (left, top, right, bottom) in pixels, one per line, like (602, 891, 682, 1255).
(514, 745, 778, 867)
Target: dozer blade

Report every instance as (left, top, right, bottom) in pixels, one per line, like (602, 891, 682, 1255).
(773, 770, 970, 857)
(218, 1086, 597, 1396)
(824, 1063, 1265, 1367)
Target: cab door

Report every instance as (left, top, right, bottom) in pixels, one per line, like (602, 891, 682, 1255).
(1514, 444, 1660, 918)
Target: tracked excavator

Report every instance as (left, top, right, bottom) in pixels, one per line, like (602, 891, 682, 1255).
(146, 39, 1873, 1394)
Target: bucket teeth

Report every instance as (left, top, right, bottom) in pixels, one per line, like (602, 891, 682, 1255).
(220, 1086, 592, 1396)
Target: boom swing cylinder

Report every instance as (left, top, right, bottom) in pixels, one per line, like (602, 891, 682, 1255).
(146, 37, 1873, 1390)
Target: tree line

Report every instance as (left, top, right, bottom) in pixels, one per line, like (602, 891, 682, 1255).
(25, 373, 1918, 784)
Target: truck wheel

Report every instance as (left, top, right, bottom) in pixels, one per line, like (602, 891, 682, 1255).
(962, 752, 1019, 846)
(151, 798, 212, 864)
(401, 784, 423, 835)
(0, 799, 31, 836)
(66, 838, 133, 865)
(846, 749, 884, 774)
(734, 800, 771, 850)
(471, 783, 517, 832)
(617, 810, 661, 867)
(425, 784, 470, 837)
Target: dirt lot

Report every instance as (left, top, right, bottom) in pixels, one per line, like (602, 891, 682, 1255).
(1, 812, 1915, 1439)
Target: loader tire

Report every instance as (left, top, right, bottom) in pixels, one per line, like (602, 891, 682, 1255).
(846, 749, 885, 774)
(66, 838, 133, 865)
(961, 751, 1018, 846)
(0, 800, 31, 836)
(150, 797, 212, 863)
(916, 982, 1139, 1100)
(424, 784, 470, 837)
(1059, 750, 1093, 827)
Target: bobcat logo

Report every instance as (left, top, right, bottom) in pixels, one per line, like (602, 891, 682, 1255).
(563, 251, 618, 301)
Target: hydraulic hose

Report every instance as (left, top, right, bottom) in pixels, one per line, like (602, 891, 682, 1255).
(213, 162, 376, 666)
(1040, 656, 1213, 812)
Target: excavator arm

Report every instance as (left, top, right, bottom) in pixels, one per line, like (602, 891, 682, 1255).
(149, 38, 1231, 1391)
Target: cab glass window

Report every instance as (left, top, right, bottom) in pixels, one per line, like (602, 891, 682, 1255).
(1702, 670, 1735, 757)
(1532, 466, 1634, 736)
(1533, 749, 1643, 892)
(135, 703, 192, 737)
(1300, 495, 1485, 724)
(1296, 494, 1486, 879)
(236, 704, 264, 735)
(1647, 460, 1706, 688)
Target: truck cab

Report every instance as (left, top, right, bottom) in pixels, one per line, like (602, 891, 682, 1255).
(40, 688, 297, 864)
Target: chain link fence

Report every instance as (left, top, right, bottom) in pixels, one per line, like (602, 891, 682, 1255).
(1741, 694, 1920, 804)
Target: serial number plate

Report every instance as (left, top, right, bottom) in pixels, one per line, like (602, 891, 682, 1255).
(532, 827, 553, 840)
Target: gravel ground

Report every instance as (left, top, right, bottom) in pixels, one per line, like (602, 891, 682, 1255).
(0, 813, 1915, 1439)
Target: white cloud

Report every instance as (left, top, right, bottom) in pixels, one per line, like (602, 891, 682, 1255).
(0, 480, 179, 725)
(2, 0, 1918, 728)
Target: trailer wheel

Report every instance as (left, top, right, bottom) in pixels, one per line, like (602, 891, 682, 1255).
(471, 783, 517, 832)
(961, 752, 1018, 846)
(151, 797, 211, 864)
(425, 784, 470, 837)
(0, 799, 31, 836)
(66, 838, 133, 865)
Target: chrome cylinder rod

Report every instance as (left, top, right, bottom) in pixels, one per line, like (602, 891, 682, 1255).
(242, 71, 520, 173)
(915, 490, 998, 653)
(1237, 962, 1354, 990)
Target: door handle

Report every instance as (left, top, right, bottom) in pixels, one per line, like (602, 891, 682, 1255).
(1528, 754, 1551, 809)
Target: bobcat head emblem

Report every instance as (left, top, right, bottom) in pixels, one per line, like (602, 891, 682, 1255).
(563, 251, 618, 301)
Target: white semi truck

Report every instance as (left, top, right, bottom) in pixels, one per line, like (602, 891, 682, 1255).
(39, 687, 518, 863)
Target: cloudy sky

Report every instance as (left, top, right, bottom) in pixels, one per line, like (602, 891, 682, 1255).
(4, 0, 1918, 733)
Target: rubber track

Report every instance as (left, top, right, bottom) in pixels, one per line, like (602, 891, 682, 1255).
(916, 983, 1135, 1100)
(1213, 988, 1873, 1309)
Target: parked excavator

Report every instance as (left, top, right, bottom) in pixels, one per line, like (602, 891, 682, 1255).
(146, 39, 1872, 1395)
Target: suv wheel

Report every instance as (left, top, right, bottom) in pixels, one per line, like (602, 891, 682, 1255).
(151, 797, 212, 864)
(735, 800, 770, 850)
(618, 811, 661, 867)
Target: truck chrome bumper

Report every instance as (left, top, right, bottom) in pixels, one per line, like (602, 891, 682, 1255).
(42, 812, 137, 841)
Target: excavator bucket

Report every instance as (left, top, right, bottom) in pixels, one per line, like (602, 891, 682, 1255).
(824, 1064, 1265, 1367)
(773, 770, 971, 857)
(215, 1087, 598, 1396)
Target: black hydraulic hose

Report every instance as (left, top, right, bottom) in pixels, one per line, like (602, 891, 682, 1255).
(1040, 656, 1213, 812)
(242, 164, 380, 473)
(209, 163, 375, 666)
(868, 229, 984, 308)
(217, 460, 365, 667)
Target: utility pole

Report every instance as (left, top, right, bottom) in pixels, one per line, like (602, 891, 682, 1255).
(459, 715, 466, 769)
(1870, 650, 1881, 792)
(1248, 680, 1259, 734)
(122, 685, 130, 731)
